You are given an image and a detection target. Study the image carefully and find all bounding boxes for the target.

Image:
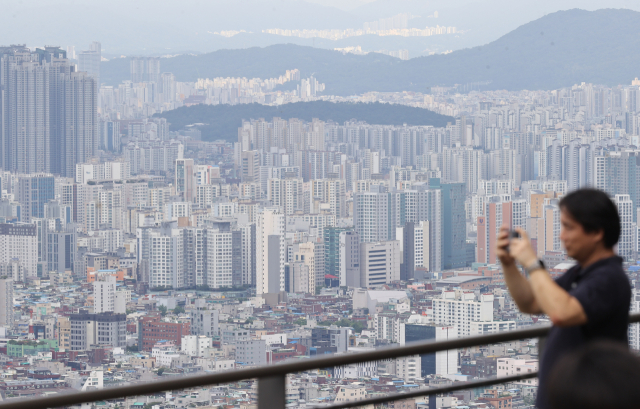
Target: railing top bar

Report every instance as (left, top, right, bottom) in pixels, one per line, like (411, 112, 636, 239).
(325, 372, 539, 409)
(0, 325, 550, 409)
(0, 313, 637, 409)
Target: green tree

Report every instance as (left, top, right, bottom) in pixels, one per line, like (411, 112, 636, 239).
(294, 318, 307, 326)
(157, 367, 166, 376)
(158, 305, 167, 316)
(173, 306, 185, 314)
(332, 318, 365, 333)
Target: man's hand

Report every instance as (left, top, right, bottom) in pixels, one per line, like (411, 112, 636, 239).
(497, 226, 516, 266)
(497, 225, 542, 314)
(508, 227, 538, 268)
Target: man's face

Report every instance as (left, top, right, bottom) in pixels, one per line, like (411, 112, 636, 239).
(560, 208, 602, 260)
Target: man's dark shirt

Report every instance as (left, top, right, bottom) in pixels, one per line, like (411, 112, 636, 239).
(536, 256, 631, 409)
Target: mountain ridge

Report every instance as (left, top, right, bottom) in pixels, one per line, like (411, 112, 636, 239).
(103, 8, 640, 94)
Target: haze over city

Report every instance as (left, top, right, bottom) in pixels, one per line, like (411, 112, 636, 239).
(0, 1, 639, 408)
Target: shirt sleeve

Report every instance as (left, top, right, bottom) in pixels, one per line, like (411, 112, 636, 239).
(554, 270, 573, 291)
(571, 272, 626, 326)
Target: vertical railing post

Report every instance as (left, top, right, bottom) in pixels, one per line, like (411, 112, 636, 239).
(258, 374, 286, 409)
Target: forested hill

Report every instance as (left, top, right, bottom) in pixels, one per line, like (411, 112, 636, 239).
(154, 101, 454, 142)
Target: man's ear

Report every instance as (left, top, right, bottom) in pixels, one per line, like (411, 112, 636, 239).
(592, 229, 605, 245)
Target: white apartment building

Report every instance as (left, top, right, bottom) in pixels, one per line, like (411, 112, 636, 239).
(395, 355, 421, 383)
(182, 335, 212, 357)
(414, 220, 430, 270)
(478, 179, 514, 196)
(206, 230, 233, 289)
(236, 339, 267, 366)
(360, 241, 401, 287)
(95, 229, 123, 252)
(0, 278, 13, 326)
(311, 179, 347, 218)
(256, 208, 285, 295)
(148, 228, 184, 289)
(615, 194, 634, 258)
(470, 321, 517, 336)
(0, 223, 38, 279)
(268, 178, 303, 215)
(76, 161, 130, 184)
(432, 292, 494, 338)
(190, 299, 220, 337)
(2, 260, 25, 283)
(416, 188, 443, 272)
(212, 201, 235, 217)
(93, 275, 116, 313)
(152, 342, 181, 367)
(261, 333, 287, 346)
(95, 188, 124, 230)
(195, 357, 236, 371)
(286, 262, 310, 293)
(115, 288, 131, 314)
(497, 357, 539, 386)
(236, 223, 255, 286)
(291, 241, 320, 294)
(239, 182, 260, 200)
(339, 230, 361, 287)
(124, 182, 150, 207)
(334, 361, 377, 378)
(85, 201, 99, 232)
(194, 164, 220, 185)
(300, 214, 335, 231)
(175, 158, 196, 201)
(165, 202, 191, 221)
(434, 325, 459, 376)
(195, 185, 221, 207)
(374, 314, 402, 343)
(354, 190, 391, 243)
(148, 186, 171, 211)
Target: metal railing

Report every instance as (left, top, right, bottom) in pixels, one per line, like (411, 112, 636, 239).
(2, 314, 639, 409)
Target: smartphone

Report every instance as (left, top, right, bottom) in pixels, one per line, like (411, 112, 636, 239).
(505, 230, 520, 252)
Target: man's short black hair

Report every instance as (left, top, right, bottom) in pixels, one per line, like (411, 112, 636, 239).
(558, 188, 620, 249)
(548, 341, 640, 409)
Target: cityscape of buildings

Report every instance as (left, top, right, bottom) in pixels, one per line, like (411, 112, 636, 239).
(0, 28, 640, 409)
(334, 46, 411, 60)
(262, 13, 456, 41)
(261, 25, 457, 40)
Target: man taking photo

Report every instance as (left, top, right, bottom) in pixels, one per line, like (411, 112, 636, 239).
(497, 188, 631, 409)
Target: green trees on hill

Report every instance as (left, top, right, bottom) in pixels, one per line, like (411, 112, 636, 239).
(155, 101, 453, 142)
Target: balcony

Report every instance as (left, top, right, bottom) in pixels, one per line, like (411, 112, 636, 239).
(2, 314, 640, 409)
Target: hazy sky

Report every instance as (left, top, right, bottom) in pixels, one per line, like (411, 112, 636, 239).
(304, 0, 376, 10)
(305, 0, 640, 11)
(2, 0, 639, 55)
